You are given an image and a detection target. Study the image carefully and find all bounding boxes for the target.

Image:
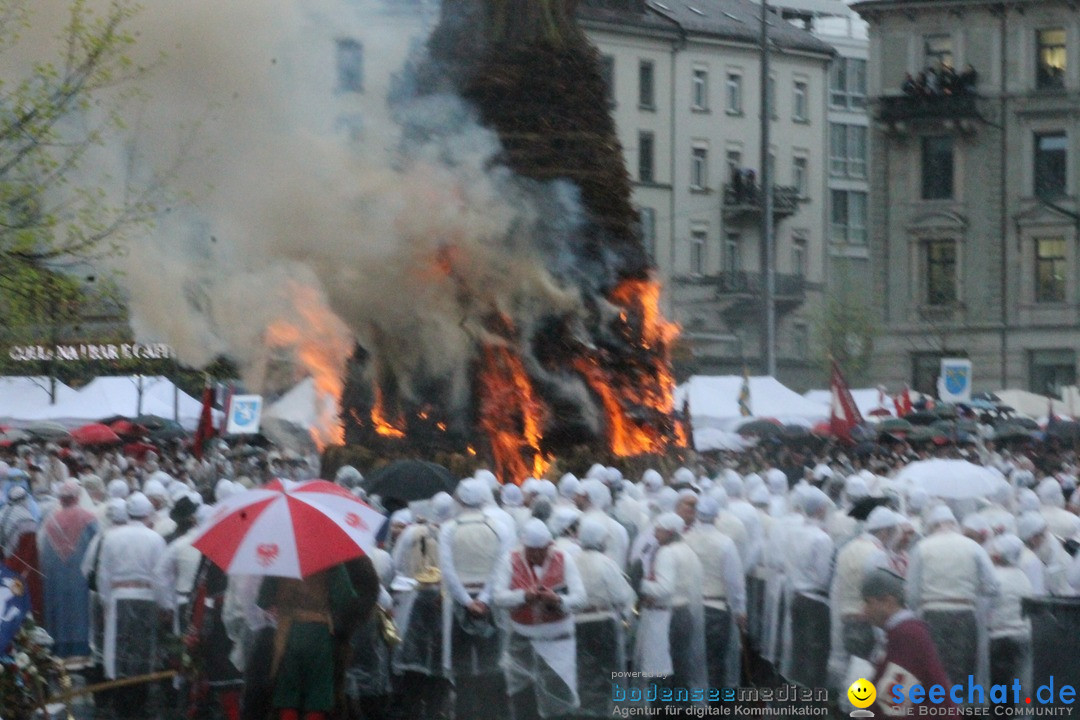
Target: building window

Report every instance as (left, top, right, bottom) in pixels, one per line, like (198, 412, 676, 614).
(724, 232, 740, 273)
(335, 38, 364, 93)
(925, 239, 957, 306)
(793, 81, 808, 121)
(767, 76, 777, 118)
(691, 146, 708, 190)
(692, 68, 709, 110)
(830, 123, 867, 178)
(1030, 349, 1076, 396)
(793, 156, 808, 197)
(690, 228, 707, 275)
(1034, 132, 1067, 198)
(924, 35, 953, 68)
(638, 131, 655, 183)
(1037, 28, 1067, 89)
(1035, 237, 1067, 303)
(829, 58, 866, 109)
(912, 351, 953, 396)
(726, 149, 742, 180)
(639, 207, 657, 261)
(791, 234, 807, 276)
(830, 190, 867, 244)
(601, 55, 615, 106)
(726, 73, 742, 114)
(921, 136, 954, 200)
(639, 60, 655, 108)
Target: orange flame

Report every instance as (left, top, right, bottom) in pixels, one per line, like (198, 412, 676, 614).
(264, 282, 351, 450)
(574, 277, 687, 457)
(477, 342, 552, 484)
(610, 279, 680, 349)
(370, 384, 406, 438)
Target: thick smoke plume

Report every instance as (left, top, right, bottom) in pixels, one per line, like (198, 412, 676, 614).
(4, 0, 602, 413)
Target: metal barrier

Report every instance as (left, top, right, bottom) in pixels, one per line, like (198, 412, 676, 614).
(1022, 597, 1080, 706)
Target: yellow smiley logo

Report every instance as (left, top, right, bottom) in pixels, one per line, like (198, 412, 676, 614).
(848, 678, 876, 709)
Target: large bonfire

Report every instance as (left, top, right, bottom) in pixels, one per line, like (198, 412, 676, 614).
(339, 0, 687, 480)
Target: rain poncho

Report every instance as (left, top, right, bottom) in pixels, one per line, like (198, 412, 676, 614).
(574, 543, 635, 717)
(494, 544, 587, 718)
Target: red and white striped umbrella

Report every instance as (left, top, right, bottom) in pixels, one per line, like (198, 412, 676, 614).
(190, 478, 384, 578)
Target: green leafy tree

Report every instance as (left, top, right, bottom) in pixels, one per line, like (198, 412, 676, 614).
(815, 292, 876, 384)
(0, 0, 164, 331)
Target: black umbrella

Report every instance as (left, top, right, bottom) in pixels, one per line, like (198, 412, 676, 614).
(992, 424, 1034, 442)
(972, 391, 1002, 403)
(365, 459, 455, 503)
(851, 441, 877, 458)
(1047, 420, 1080, 442)
(848, 495, 890, 520)
(149, 423, 189, 442)
(1008, 416, 1040, 430)
(903, 410, 939, 426)
(132, 414, 175, 430)
(736, 419, 785, 438)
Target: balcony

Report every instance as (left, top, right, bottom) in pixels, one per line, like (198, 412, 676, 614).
(674, 270, 807, 323)
(721, 184, 802, 223)
(875, 94, 983, 133)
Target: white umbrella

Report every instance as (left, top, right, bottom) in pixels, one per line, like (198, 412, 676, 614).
(893, 459, 1000, 499)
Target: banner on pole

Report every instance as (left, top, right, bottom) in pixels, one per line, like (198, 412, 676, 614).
(937, 358, 972, 404)
(225, 394, 263, 435)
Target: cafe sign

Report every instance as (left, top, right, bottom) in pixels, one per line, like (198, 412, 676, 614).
(8, 342, 176, 362)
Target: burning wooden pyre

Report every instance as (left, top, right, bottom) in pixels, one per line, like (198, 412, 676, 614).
(338, 0, 687, 481)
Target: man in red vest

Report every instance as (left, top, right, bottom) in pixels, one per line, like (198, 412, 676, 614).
(494, 518, 587, 720)
(864, 568, 958, 717)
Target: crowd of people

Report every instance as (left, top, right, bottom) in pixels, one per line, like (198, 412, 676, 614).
(2, 426, 1080, 719)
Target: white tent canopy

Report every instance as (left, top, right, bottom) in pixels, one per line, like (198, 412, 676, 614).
(992, 388, 1056, 420)
(675, 375, 828, 432)
(261, 377, 336, 451)
(264, 377, 326, 429)
(692, 427, 754, 452)
(7, 375, 206, 429)
(0, 377, 80, 424)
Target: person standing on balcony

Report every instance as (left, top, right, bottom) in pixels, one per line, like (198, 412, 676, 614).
(959, 64, 977, 94)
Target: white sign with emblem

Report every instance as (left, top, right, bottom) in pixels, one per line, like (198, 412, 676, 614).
(937, 358, 973, 404)
(225, 394, 263, 435)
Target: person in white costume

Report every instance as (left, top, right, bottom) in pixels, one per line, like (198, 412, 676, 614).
(1016, 511, 1074, 596)
(95, 492, 167, 719)
(636, 512, 706, 709)
(827, 506, 903, 690)
(778, 487, 834, 686)
(439, 478, 515, 720)
(907, 505, 999, 688)
(684, 495, 745, 689)
(573, 479, 629, 570)
(573, 516, 636, 717)
(493, 518, 586, 720)
(986, 534, 1033, 690)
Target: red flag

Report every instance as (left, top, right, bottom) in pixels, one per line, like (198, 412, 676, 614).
(193, 384, 215, 460)
(830, 358, 864, 443)
(894, 385, 913, 417)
